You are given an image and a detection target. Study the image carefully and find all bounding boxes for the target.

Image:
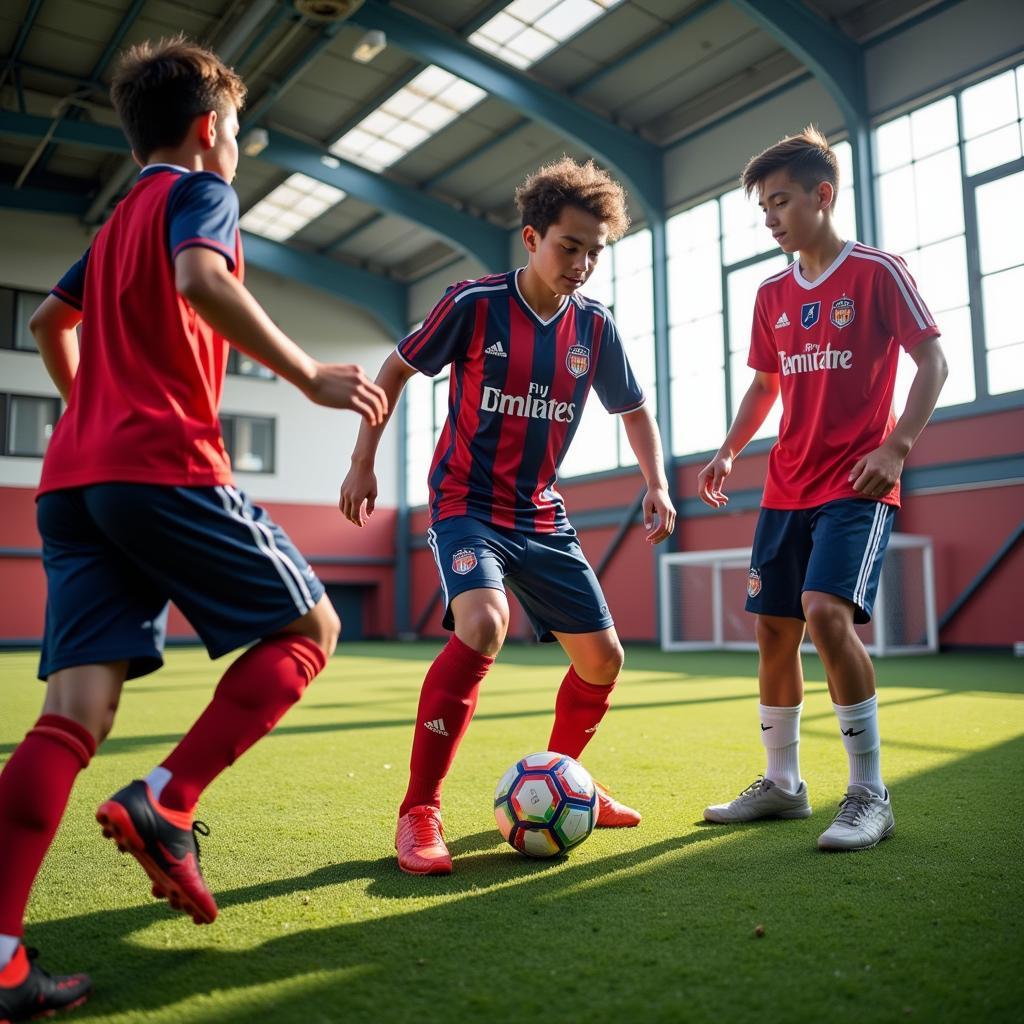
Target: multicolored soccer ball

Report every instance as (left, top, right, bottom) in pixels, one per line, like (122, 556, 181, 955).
(494, 751, 598, 858)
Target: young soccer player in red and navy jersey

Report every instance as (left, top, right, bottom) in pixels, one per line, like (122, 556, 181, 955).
(340, 158, 676, 875)
(698, 127, 947, 851)
(0, 37, 386, 1019)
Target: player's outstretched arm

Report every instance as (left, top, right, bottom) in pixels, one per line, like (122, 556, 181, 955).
(174, 247, 387, 423)
(850, 338, 948, 497)
(339, 351, 418, 527)
(697, 370, 780, 508)
(621, 404, 676, 544)
(29, 294, 82, 404)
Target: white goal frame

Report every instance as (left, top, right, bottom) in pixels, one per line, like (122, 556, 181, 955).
(658, 533, 938, 656)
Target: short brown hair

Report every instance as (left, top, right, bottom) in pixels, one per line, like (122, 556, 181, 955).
(111, 35, 246, 160)
(514, 157, 630, 241)
(741, 125, 839, 198)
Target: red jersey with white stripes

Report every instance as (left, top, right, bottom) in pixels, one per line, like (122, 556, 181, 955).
(39, 165, 243, 495)
(748, 240, 940, 509)
(398, 269, 645, 533)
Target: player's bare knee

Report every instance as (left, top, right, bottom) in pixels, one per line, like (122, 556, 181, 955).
(801, 594, 850, 646)
(755, 615, 800, 654)
(459, 606, 507, 656)
(588, 642, 624, 685)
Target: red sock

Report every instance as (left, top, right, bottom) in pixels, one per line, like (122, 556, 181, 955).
(547, 666, 615, 760)
(159, 635, 326, 813)
(400, 635, 494, 815)
(0, 715, 96, 936)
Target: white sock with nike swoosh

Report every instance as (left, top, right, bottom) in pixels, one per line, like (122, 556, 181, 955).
(834, 694, 884, 797)
(759, 703, 802, 794)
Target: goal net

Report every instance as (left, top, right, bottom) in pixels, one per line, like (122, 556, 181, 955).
(659, 534, 937, 656)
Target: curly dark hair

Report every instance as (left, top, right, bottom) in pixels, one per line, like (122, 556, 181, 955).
(514, 157, 630, 241)
(741, 124, 839, 198)
(111, 35, 247, 160)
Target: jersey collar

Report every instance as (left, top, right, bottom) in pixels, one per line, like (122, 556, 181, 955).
(513, 268, 570, 328)
(792, 239, 856, 290)
(137, 163, 191, 179)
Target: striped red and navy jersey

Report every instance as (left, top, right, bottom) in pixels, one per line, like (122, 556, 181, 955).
(748, 240, 940, 510)
(39, 164, 242, 496)
(398, 269, 645, 534)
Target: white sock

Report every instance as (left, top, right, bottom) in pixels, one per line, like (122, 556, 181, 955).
(759, 703, 802, 794)
(0, 933, 19, 969)
(834, 694, 884, 797)
(145, 766, 172, 802)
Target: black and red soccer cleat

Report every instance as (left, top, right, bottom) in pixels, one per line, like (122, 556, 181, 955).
(0, 944, 90, 1022)
(96, 780, 218, 925)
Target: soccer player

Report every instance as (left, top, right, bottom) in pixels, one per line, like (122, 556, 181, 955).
(698, 127, 947, 851)
(0, 36, 387, 1020)
(340, 158, 676, 875)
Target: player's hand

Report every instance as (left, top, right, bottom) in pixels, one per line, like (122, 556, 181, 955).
(643, 486, 676, 544)
(849, 442, 904, 498)
(697, 453, 732, 508)
(306, 363, 388, 424)
(339, 461, 378, 527)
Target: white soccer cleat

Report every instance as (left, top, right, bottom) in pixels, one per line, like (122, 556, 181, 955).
(703, 776, 812, 823)
(817, 785, 895, 851)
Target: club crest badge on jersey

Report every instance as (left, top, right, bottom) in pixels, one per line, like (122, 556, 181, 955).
(830, 297, 856, 328)
(747, 567, 762, 598)
(452, 548, 477, 575)
(566, 345, 591, 378)
(800, 301, 821, 329)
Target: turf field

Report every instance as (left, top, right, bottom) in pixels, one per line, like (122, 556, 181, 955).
(2, 644, 1022, 1023)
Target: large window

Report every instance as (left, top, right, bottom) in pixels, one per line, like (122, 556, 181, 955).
(227, 348, 275, 380)
(220, 413, 275, 474)
(0, 287, 45, 352)
(876, 61, 1024, 408)
(0, 393, 61, 457)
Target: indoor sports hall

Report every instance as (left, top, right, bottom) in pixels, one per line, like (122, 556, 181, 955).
(0, 1, 1021, 1021)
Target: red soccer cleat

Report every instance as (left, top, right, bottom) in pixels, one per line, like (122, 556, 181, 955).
(594, 782, 642, 828)
(96, 780, 218, 924)
(0, 944, 90, 1022)
(395, 805, 453, 875)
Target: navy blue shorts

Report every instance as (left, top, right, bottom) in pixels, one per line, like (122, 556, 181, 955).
(37, 483, 324, 680)
(426, 516, 613, 643)
(745, 498, 895, 624)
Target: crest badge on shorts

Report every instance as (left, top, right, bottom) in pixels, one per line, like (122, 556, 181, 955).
(452, 548, 477, 575)
(566, 345, 590, 378)
(830, 296, 855, 328)
(747, 567, 762, 598)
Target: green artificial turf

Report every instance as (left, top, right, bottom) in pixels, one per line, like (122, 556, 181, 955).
(2, 644, 1022, 1023)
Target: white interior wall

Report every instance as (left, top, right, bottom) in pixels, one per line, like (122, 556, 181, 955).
(0, 208, 397, 506)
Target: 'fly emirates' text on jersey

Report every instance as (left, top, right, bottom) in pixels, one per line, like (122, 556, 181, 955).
(748, 241, 940, 510)
(398, 270, 645, 534)
(39, 165, 243, 496)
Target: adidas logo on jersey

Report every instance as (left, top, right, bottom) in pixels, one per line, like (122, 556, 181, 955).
(775, 312, 791, 328)
(485, 340, 507, 357)
(424, 718, 449, 737)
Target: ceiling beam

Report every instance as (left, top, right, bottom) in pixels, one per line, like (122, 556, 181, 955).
(0, 180, 407, 334)
(260, 130, 507, 269)
(348, 0, 663, 219)
(730, 0, 876, 243)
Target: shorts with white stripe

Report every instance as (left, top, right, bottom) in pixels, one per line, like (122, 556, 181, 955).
(745, 498, 895, 624)
(37, 483, 324, 680)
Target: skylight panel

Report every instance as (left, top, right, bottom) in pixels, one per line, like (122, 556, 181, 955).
(240, 173, 346, 242)
(329, 65, 487, 172)
(469, 0, 622, 69)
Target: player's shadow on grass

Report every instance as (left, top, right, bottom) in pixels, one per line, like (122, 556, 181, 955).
(24, 736, 1024, 1022)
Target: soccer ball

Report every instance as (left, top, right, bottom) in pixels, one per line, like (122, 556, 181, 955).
(493, 751, 598, 858)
